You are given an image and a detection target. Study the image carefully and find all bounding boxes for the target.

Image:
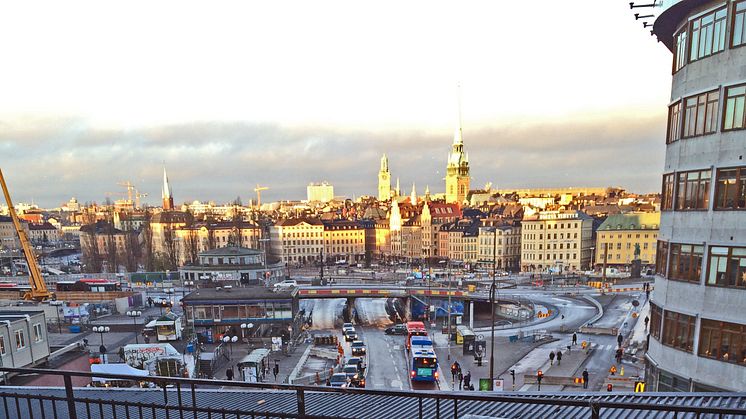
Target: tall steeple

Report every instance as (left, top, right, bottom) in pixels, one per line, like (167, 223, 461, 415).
(445, 85, 470, 205)
(410, 182, 417, 205)
(425, 185, 431, 201)
(395, 177, 400, 197)
(378, 154, 391, 202)
(162, 166, 174, 210)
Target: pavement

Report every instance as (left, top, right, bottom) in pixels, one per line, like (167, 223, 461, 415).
(209, 340, 312, 384)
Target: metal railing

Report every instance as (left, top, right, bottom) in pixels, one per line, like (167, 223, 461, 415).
(0, 367, 743, 419)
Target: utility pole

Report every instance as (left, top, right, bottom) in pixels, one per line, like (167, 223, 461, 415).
(602, 243, 609, 284)
(446, 258, 452, 361)
(489, 227, 497, 390)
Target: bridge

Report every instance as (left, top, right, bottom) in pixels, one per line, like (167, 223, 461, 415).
(294, 285, 469, 299)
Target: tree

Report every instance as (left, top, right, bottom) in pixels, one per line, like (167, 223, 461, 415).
(162, 224, 180, 270)
(141, 215, 155, 272)
(104, 222, 119, 273)
(81, 230, 103, 273)
(183, 229, 199, 264)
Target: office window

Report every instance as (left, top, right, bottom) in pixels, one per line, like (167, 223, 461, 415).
(656, 241, 669, 276)
(690, 8, 727, 61)
(673, 27, 688, 72)
(676, 170, 711, 210)
(698, 318, 746, 365)
(707, 246, 746, 289)
(33, 323, 43, 342)
(662, 311, 696, 352)
(667, 101, 682, 143)
(715, 167, 746, 209)
(733, 1, 746, 47)
(723, 84, 746, 131)
(15, 330, 25, 350)
(669, 243, 703, 283)
(650, 303, 663, 340)
(662, 173, 675, 210)
(683, 90, 719, 137)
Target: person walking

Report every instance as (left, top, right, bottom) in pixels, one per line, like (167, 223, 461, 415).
(549, 350, 555, 366)
(572, 332, 577, 346)
(556, 350, 562, 365)
(457, 371, 464, 390)
(226, 367, 234, 381)
(617, 333, 623, 348)
(644, 316, 649, 330)
(582, 369, 589, 389)
(463, 371, 471, 391)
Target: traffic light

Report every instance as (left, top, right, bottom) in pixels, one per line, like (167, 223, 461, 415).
(607, 384, 613, 392)
(537, 370, 543, 391)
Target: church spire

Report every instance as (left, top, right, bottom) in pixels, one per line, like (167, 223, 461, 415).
(410, 182, 417, 205)
(162, 166, 174, 210)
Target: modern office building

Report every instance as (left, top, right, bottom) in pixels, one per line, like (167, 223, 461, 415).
(648, 0, 746, 391)
(306, 182, 334, 203)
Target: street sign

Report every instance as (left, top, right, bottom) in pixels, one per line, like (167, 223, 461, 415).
(634, 381, 646, 393)
(493, 379, 504, 392)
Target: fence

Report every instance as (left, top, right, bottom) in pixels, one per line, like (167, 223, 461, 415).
(0, 367, 743, 419)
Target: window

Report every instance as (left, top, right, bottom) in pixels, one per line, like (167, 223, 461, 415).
(15, 330, 26, 350)
(732, 1, 746, 47)
(673, 27, 688, 72)
(669, 243, 703, 283)
(707, 246, 746, 289)
(662, 311, 696, 352)
(662, 173, 675, 211)
(676, 170, 711, 210)
(723, 84, 746, 131)
(698, 318, 746, 365)
(683, 90, 719, 137)
(0, 336, 5, 355)
(667, 101, 682, 143)
(650, 303, 663, 340)
(689, 8, 727, 61)
(33, 323, 43, 342)
(715, 167, 746, 209)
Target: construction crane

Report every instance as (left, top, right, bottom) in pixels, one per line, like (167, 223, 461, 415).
(135, 190, 148, 209)
(0, 168, 53, 301)
(117, 181, 135, 203)
(254, 184, 269, 209)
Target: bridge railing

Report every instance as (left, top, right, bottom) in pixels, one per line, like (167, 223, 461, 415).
(0, 367, 742, 419)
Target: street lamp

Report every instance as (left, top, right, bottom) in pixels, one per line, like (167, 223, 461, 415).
(50, 300, 64, 334)
(490, 227, 498, 390)
(241, 322, 254, 351)
(92, 326, 110, 363)
(222, 334, 239, 355)
(127, 310, 142, 344)
(183, 280, 194, 298)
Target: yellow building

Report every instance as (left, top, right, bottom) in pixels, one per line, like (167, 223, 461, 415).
(520, 210, 594, 273)
(595, 212, 659, 266)
(323, 220, 366, 263)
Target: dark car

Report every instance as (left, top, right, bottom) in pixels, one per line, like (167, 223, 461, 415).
(351, 340, 366, 356)
(385, 324, 407, 335)
(328, 373, 350, 388)
(346, 357, 364, 371)
(344, 329, 358, 342)
(342, 364, 365, 388)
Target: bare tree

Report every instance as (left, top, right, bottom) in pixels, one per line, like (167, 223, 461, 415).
(163, 224, 180, 270)
(81, 229, 103, 273)
(183, 229, 199, 264)
(141, 215, 155, 272)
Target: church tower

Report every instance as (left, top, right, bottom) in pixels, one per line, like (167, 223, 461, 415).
(378, 154, 391, 201)
(162, 166, 174, 210)
(445, 126, 470, 204)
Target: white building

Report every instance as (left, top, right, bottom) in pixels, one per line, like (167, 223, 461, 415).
(306, 182, 334, 203)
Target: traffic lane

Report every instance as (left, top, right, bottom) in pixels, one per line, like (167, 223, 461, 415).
(357, 326, 408, 390)
(592, 295, 637, 329)
(473, 295, 596, 335)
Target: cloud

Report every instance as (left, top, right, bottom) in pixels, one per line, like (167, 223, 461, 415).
(0, 112, 665, 207)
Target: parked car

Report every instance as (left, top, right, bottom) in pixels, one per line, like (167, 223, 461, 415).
(328, 373, 350, 388)
(273, 280, 298, 290)
(385, 324, 407, 335)
(344, 329, 358, 342)
(351, 340, 366, 356)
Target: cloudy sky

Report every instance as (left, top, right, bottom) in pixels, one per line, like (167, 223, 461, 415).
(0, 1, 671, 207)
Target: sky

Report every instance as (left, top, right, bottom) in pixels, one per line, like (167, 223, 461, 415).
(0, 1, 673, 207)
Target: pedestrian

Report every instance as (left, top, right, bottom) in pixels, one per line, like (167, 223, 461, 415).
(549, 350, 555, 366)
(147, 297, 153, 308)
(617, 333, 623, 348)
(582, 369, 589, 389)
(556, 351, 562, 365)
(616, 348, 623, 364)
(226, 367, 234, 380)
(644, 316, 649, 330)
(645, 288, 650, 300)
(457, 371, 463, 390)
(463, 371, 471, 391)
(572, 332, 577, 346)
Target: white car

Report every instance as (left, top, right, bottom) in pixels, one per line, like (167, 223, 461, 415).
(273, 280, 298, 290)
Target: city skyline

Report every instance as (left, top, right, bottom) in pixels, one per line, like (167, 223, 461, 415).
(1, 1, 671, 206)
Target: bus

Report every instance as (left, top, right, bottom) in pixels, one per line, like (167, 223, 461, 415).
(56, 279, 121, 292)
(405, 321, 427, 351)
(409, 346, 438, 382)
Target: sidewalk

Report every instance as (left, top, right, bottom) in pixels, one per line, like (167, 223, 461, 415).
(518, 336, 591, 391)
(212, 341, 312, 384)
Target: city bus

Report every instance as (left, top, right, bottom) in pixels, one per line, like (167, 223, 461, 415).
(409, 346, 438, 382)
(405, 321, 427, 351)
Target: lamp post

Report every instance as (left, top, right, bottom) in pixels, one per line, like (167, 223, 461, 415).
(92, 326, 110, 363)
(223, 335, 239, 355)
(127, 310, 142, 344)
(446, 258, 452, 361)
(183, 280, 194, 298)
(50, 300, 64, 333)
(490, 227, 497, 390)
(241, 322, 254, 352)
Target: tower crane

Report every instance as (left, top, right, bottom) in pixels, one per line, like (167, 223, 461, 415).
(0, 168, 53, 301)
(135, 190, 148, 209)
(254, 184, 269, 209)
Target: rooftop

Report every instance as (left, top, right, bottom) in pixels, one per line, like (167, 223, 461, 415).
(182, 286, 293, 303)
(198, 246, 262, 257)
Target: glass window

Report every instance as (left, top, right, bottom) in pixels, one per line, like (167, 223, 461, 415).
(690, 8, 727, 61)
(668, 243, 703, 283)
(650, 302, 663, 340)
(732, 1, 746, 47)
(715, 167, 746, 209)
(683, 90, 719, 137)
(662, 310, 696, 352)
(676, 169, 711, 210)
(0, 336, 5, 355)
(723, 84, 746, 131)
(667, 101, 682, 143)
(699, 318, 746, 365)
(673, 27, 688, 72)
(707, 246, 746, 289)
(15, 330, 25, 350)
(33, 323, 43, 342)
(662, 173, 675, 211)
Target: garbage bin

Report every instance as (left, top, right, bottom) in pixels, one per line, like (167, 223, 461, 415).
(68, 325, 81, 333)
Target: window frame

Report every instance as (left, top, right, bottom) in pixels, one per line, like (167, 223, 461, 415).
(662, 310, 696, 353)
(689, 7, 728, 63)
(650, 302, 663, 340)
(675, 169, 712, 211)
(714, 166, 746, 210)
(668, 243, 704, 283)
(33, 322, 43, 343)
(666, 101, 682, 144)
(662, 173, 676, 211)
(698, 318, 746, 365)
(673, 25, 689, 73)
(706, 246, 746, 289)
(14, 329, 26, 351)
(722, 83, 746, 132)
(682, 89, 720, 138)
(731, 0, 746, 49)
